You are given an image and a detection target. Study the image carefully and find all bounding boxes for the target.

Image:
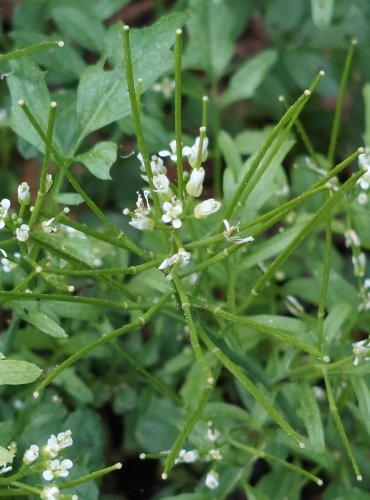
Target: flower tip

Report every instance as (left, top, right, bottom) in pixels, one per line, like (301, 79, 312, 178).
(298, 441, 305, 449)
(278, 95, 285, 102)
(68, 285, 75, 293)
(199, 126, 206, 133)
(357, 474, 363, 481)
(32, 391, 40, 399)
(123, 208, 129, 215)
(58, 41, 64, 47)
(35, 266, 43, 273)
(176, 28, 182, 35)
(317, 479, 323, 486)
(123, 25, 130, 31)
(351, 38, 358, 45)
(162, 473, 168, 480)
(50, 101, 57, 108)
(139, 453, 146, 460)
(63, 207, 70, 214)
(323, 355, 330, 363)
(18, 99, 25, 106)
(115, 462, 123, 469)
(202, 95, 209, 102)
(319, 69, 325, 76)
(358, 147, 365, 154)
(304, 89, 311, 96)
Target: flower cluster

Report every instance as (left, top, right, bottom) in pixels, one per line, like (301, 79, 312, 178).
(357, 149, 370, 204)
(344, 229, 366, 278)
(123, 133, 221, 234)
(353, 338, 370, 366)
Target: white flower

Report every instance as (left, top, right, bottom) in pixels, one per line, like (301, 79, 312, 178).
(205, 470, 219, 489)
(129, 212, 154, 231)
(23, 444, 39, 464)
(0, 464, 12, 475)
(162, 197, 183, 228)
(207, 449, 223, 461)
(135, 190, 151, 215)
(345, 229, 361, 247)
(357, 193, 368, 204)
(353, 338, 370, 366)
(206, 427, 221, 442)
(152, 77, 176, 99)
(352, 253, 366, 277)
(17, 182, 30, 205)
(158, 248, 191, 270)
(42, 218, 58, 234)
(43, 458, 73, 481)
(188, 135, 209, 168)
(194, 199, 221, 219)
(159, 140, 191, 162)
(45, 174, 53, 193)
(40, 485, 60, 500)
(153, 174, 171, 194)
(358, 150, 370, 171)
(358, 170, 370, 190)
(43, 430, 73, 459)
(15, 224, 29, 242)
(175, 449, 199, 464)
(223, 219, 254, 244)
(186, 167, 205, 197)
(0, 198, 10, 229)
(138, 154, 167, 179)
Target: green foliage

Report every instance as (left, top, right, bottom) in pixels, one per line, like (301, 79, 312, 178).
(0, 0, 369, 499)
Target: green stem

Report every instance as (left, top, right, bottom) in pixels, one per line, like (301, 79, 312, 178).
(60, 462, 122, 490)
(162, 382, 215, 478)
(172, 273, 212, 380)
(174, 29, 184, 200)
(195, 300, 327, 360)
(29, 101, 57, 229)
(322, 369, 362, 480)
(0, 40, 63, 62)
(240, 167, 364, 311)
(122, 26, 161, 214)
(228, 437, 323, 485)
(199, 328, 305, 448)
(33, 293, 171, 394)
(327, 39, 357, 167)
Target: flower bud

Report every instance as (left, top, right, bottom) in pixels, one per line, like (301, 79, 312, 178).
(194, 199, 221, 219)
(186, 167, 205, 197)
(18, 182, 30, 205)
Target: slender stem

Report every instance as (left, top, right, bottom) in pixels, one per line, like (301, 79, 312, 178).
(0, 40, 64, 62)
(202, 96, 209, 129)
(228, 437, 323, 485)
(322, 369, 362, 480)
(174, 29, 184, 200)
(29, 101, 57, 229)
(122, 26, 161, 214)
(194, 300, 326, 360)
(33, 293, 171, 394)
(172, 273, 212, 380)
(162, 383, 214, 478)
(198, 327, 305, 448)
(327, 39, 357, 166)
(60, 463, 122, 490)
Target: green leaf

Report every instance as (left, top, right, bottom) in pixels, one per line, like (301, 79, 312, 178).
(311, 0, 334, 29)
(0, 359, 42, 385)
(0, 445, 14, 467)
(221, 50, 277, 106)
(299, 383, 326, 453)
(54, 368, 94, 404)
(55, 193, 84, 206)
(76, 13, 188, 142)
(218, 130, 243, 178)
(49, 0, 106, 52)
(185, 0, 252, 80)
(75, 141, 117, 180)
(92, 0, 130, 20)
(12, 301, 67, 338)
(351, 377, 370, 438)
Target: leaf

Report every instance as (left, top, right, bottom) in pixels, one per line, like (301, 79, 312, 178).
(311, 0, 334, 29)
(299, 383, 326, 453)
(54, 368, 94, 404)
(75, 141, 118, 180)
(92, 0, 130, 20)
(351, 377, 370, 438)
(218, 130, 243, 178)
(76, 13, 189, 142)
(11, 301, 67, 338)
(0, 445, 14, 467)
(49, 0, 106, 52)
(221, 50, 277, 106)
(56, 193, 84, 206)
(185, 0, 253, 80)
(0, 359, 42, 385)
(323, 302, 352, 345)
